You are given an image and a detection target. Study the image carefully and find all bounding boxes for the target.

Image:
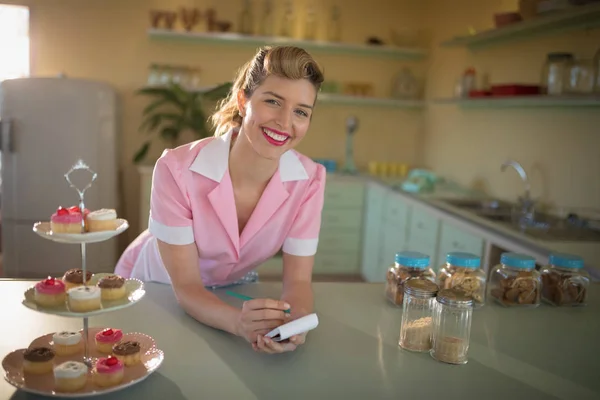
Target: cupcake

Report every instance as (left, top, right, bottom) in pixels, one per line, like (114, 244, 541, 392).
(93, 356, 124, 387)
(34, 277, 66, 308)
(50, 206, 89, 234)
(67, 286, 101, 313)
(53, 361, 88, 392)
(95, 328, 123, 354)
(22, 347, 55, 374)
(52, 331, 83, 356)
(86, 208, 118, 232)
(97, 274, 126, 301)
(112, 340, 141, 366)
(62, 268, 93, 291)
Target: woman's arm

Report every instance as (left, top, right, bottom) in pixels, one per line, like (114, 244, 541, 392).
(157, 239, 289, 342)
(280, 252, 314, 318)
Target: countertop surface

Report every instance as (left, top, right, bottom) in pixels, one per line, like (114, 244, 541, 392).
(2, 280, 599, 400)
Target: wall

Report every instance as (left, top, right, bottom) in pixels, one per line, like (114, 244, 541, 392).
(422, 0, 600, 213)
(3, 0, 428, 246)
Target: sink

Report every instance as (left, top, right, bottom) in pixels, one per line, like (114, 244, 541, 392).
(439, 198, 600, 242)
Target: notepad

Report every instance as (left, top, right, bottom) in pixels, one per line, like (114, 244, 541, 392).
(265, 313, 319, 342)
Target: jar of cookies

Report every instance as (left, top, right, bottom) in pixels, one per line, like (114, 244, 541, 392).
(437, 252, 486, 308)
(385, 251, 436, 306)
(430, 288, 473, 365)
(489, 252, 541, 308)
(540, 253, 589, 307)
(398, 279, 439, 352)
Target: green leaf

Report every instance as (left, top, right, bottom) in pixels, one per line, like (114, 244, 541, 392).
(137, 86, 185, 109)
(142, 98, 168, 116)
(160, 126, 179, 142)
(201, 82, 233, 101)
(133, 141, 151, 164)
(139, 113, 163, 133)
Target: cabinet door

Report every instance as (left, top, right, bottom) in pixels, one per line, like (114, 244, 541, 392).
(361, 182, 386, 282)
(408, 205, 440, 244)
(437, 222, 485, 270)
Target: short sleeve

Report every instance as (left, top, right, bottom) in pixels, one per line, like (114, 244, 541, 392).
(148, 154, 195, 245)
(282, 165, 326, 256)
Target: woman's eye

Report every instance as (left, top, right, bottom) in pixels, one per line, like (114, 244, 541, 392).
(266, 99, 279, 105)
(295, 109, 308, 117)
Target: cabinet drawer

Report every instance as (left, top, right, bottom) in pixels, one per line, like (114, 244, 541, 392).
(383, 193, 410, 225)
(408, 206, 440, 244)
(438, 222, 484, 260)
(314, 252, 360, 274)
(323, 181, 365, 209)
(321, 207, 363, 229)
(319, 229, 362, 253)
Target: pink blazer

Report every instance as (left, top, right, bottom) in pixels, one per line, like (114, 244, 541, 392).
(115, 129, 326, 287)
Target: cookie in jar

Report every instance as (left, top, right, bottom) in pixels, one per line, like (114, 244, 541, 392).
(384, 251, 436, 306)
(489, 252, 541, 308)
(540, 253, 589, 307)
(437, 252, 486, 308)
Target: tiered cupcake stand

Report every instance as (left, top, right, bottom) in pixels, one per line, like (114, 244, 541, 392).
(1, 160, 164, 397)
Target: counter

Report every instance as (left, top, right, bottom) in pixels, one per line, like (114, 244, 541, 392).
(2, 280, 599, 399)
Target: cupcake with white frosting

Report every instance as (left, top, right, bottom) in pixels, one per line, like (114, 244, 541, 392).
(52, 331, 83, 356)
(67, 286, 101, 312)
(54, 361, 88, 392)
(86, 208, 118, 232)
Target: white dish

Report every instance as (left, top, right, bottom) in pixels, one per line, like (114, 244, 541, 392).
(33, 219, 129, 244)
(22, 273, 145, 318)
(2, 327, 164, 398)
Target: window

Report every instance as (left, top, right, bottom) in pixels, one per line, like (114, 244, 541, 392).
(0, 4, 30, 81)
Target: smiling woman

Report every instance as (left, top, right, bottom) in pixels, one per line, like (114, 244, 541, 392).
(115, 46, 326, 354)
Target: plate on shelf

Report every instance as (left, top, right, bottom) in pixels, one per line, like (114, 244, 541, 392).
(2, 327, 164, 398)
(33, 219, 129, 244)
(22, 274, 145, 318)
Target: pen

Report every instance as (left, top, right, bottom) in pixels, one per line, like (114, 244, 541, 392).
(225, 291, 291, 314)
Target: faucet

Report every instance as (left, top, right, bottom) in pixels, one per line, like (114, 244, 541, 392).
(501, 159, 535, 220)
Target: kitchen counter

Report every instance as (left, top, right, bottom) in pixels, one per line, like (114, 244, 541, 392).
(2, 280, 599, 399)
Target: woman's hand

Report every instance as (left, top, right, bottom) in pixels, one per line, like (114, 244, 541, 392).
(253, 332, 306, 354)
(235, 298, 291, 343)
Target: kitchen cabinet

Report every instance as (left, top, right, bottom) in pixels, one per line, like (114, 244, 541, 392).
(436, 221, 484, 269)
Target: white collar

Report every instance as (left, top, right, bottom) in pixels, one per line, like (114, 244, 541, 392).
(188, 128, 309, 182)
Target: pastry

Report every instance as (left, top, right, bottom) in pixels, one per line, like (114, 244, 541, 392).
(34, 277, 66, 308)
(62, 268, 93, 291)
(52, 331, 83, 356)
(97, 274, 126, 301)
(86, 208, 118, 232)
(95, 328, 123, 354)
(67, 286, 101, 312)
(53, 361, 88, 392)
(50, 206, 89, 234)
(22, 347, 55, 374)
(93, 356, 124, 387)
(112, 340, 141, 366)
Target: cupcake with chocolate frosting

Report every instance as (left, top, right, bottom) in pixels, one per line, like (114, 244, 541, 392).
(61, 268, 93, 291)
(23, 347, 55, 374)
(112, 340, 141, 366)
(97, 274, 126, 301)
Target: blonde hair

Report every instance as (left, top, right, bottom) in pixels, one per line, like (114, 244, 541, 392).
(210, 46, 324, 136)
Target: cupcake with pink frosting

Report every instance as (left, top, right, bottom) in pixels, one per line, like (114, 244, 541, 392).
(94, 328, 123, 354)
(50, 206, 90, 234)
(93, 356, 124, 387)
(34, 277, 66, 308)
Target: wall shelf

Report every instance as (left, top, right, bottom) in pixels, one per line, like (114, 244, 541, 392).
(431, 95, 600, 108)
(147, 28, 428, 60)
(441, 3, 600, 49)
(318, 93, 423, 108)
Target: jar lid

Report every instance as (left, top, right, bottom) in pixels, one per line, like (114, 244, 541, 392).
(437, 288, 473, 307)
(403, 278, 439, 298)
(501, 252, 536, 269)
(395, 251, 430, 269)
(446, 252, 481, 268)
(549, 253, 584, 269)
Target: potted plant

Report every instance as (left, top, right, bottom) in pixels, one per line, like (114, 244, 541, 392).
(133, 81, 232, 164)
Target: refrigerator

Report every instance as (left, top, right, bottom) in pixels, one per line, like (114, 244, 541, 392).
(0, 77, 119, 278)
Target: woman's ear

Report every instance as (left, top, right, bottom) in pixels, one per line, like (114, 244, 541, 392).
(236, 90, 247, 118)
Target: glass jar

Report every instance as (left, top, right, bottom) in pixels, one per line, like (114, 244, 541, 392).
(437, 252, 486, 308)
(489, 252, 541, 308)
(540, 253, 589, 307)
(398, 279, 439, 352)
(430, 288, 473, 365)
(384, 251, 436, 307)
(541, 52, 574, 95)
(566, 58, 595, 94)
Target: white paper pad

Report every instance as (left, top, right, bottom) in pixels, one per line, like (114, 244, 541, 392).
(265, 313, 319, 342)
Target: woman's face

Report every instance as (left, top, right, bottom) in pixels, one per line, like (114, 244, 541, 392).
(238, 75, 316, 161)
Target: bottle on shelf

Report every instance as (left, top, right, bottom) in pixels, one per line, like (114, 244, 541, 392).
(328, 4, 342, 42)
(280, 0, 295, 38)
(259, 0, 275, 37)
(304, 2, 317, 41)
(239, 0, 254, 35)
